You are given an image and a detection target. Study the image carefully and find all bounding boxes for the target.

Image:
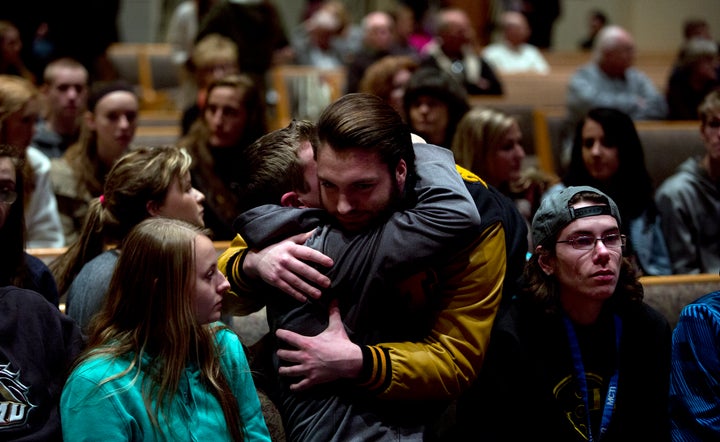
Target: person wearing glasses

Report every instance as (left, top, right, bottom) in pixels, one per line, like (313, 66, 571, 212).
(656, 89, 720, 274)
(453, 185, 672, 441)
(0, 144, 60, 306)
(545, 107, 671, 276)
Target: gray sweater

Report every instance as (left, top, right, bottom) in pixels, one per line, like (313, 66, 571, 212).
(66, 249, 120, 331)
(655, 156, 720, 274)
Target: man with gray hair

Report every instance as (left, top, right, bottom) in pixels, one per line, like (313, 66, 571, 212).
(420, 7, 503, 95)
(563, 25, 667, 165)
(567, 25, 667, 124)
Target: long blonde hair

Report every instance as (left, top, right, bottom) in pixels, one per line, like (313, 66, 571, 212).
(451, 107, 516, 181)
(73, 218, 245, 441)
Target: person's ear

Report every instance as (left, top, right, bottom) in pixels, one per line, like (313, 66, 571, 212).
(84, 110, 95, 130)
(536, 245, 555, 276)
(280, 191, 302, 208)
(395, 158, 407, 188)
(146, 200, 161, 217)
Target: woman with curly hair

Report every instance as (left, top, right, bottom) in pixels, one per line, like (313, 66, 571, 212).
(359, 54, 418, 120)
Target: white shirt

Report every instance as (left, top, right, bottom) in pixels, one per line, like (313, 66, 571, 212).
(482, 41, 550, 75)
(25, 146, 65, 248)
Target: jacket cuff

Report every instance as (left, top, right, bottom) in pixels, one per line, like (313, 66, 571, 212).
(356, 345, 392, 394)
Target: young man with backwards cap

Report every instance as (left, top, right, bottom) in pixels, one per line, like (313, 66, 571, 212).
(454, 185, 672, 441)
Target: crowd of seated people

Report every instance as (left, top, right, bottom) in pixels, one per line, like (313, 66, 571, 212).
(2, 6, 720, 441)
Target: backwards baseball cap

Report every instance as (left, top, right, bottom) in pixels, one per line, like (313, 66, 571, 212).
(532, 185, 621, 247)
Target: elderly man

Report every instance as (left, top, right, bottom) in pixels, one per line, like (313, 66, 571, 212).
(561, 25, 668, 166)
(420, 7, 503, 95)
(345, 10, 416, 93)
(566, 25, 667, 126)
(482, 10, 550, 75)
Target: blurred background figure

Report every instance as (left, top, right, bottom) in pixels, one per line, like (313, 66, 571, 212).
(0, 20, 36, 83)
(345, 10, 416, 94)
(578, 9, 609, 51)
(666, 37, 720, 120)
(0, 74, 64, 249)
(402, 66, 469, 148)
(44, 0, 122, 82)
(567, 25, 668, 126)
(421, 7, 503, 96)
(180, 33, 240, 135)
(517, 0, 562, 50)
(166, 0, 219, 68)
(50, 81, 139, 245)
(0, 144, 59, 307)
(166, 0, 220, 114)
(359, 54, 418, 120)
(179, 74, 267, 240)
(392, 0, 432, 54)
(195, 0, 292, 107)
(31, 57, 89, 159)
(482, 10, 549, 75)
(681, 18, 715, 47)
(452, 107, 560, 249)
(564, 24, 668, 165)
(290, 4, 345, 69)
(300, 0, 363, 63)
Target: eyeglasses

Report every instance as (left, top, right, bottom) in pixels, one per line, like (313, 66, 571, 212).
(0, 188, 17, 205)
(556, 233, 626, 250)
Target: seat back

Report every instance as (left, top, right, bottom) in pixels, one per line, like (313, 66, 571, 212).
(640, 273, 720, 329)
(268, 65, 347, 130)
(635, 121, 705, 189)
(107, 43, 180, 111)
